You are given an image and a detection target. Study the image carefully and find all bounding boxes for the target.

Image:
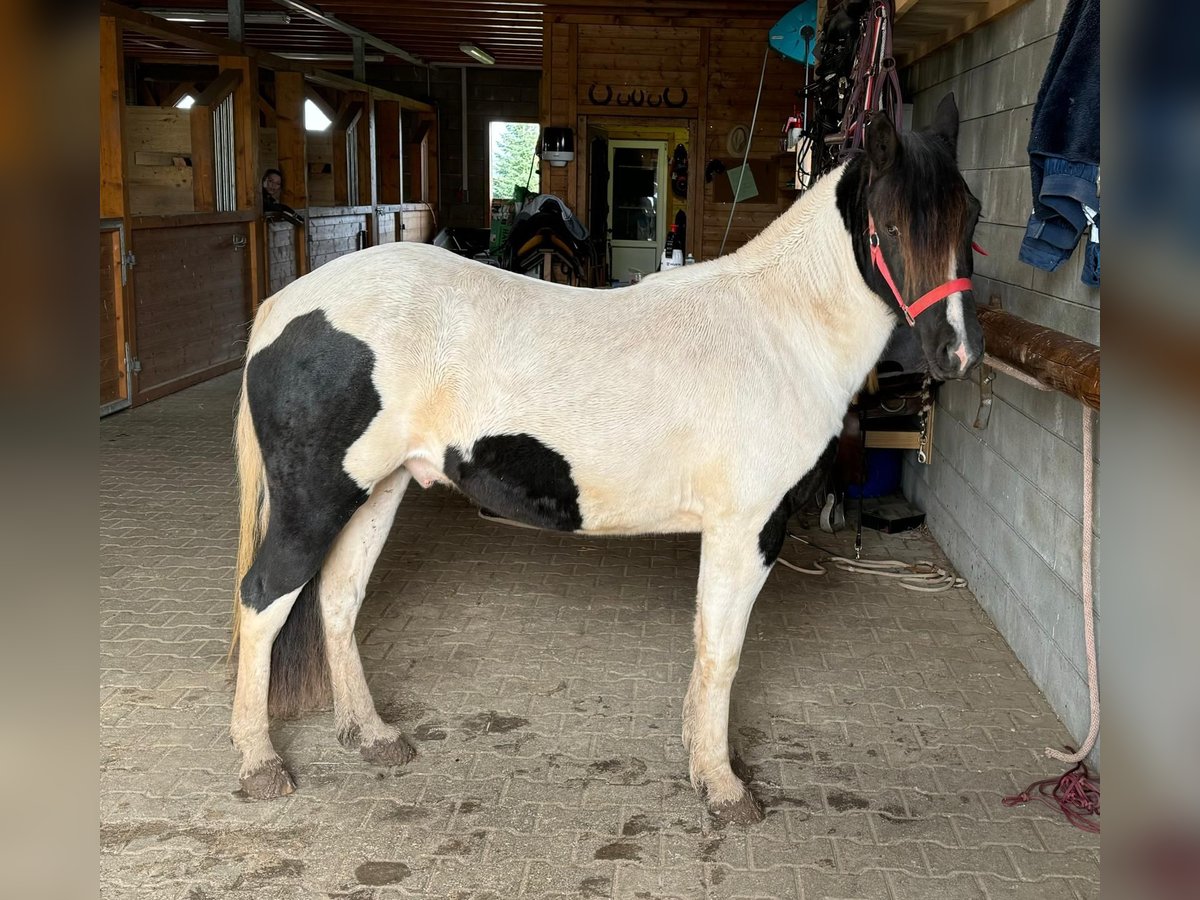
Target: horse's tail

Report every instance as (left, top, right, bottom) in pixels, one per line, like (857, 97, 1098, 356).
(231, 298, 331, 717)
(231, 302, 273, 661)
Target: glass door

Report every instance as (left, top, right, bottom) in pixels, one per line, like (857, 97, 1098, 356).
(607, 140, 666, 284)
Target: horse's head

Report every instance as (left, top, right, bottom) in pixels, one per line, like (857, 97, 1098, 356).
(848, 94, 984, 380)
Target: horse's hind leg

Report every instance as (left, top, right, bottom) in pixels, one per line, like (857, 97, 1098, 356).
(319, 469, 416, 766)
(232, 582, 305, 797)
(682, 522, 772, 825)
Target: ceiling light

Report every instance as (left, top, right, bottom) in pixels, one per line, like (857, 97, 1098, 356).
(459, 43, 495, 65)
(278, 52, 385, 62)
(142, 9, 292, 25)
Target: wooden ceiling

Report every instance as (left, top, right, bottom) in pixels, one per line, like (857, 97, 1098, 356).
(122, 1, 798, 68)
(121, 1, 1028, 69)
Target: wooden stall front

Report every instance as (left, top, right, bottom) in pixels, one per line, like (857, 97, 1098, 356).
(99, 2, 436, 414)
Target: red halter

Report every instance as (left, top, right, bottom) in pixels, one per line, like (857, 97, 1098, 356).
(867, 212, 975, 326)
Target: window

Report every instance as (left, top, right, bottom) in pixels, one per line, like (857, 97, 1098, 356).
(489, 121, 540, 202)
(305, 98, 332, 132)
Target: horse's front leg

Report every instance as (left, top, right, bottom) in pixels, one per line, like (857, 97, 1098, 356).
(320, 470, 415, 766)
(682, 522, 772, 824)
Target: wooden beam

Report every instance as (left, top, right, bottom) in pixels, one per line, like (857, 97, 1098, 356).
(162, 81, 197, 109)
(100, 17, 127, 220)
(376, 101, 402, 204)
(333, 100, 365, 134)
(900, 0, 1030, 65)
(275, 70, 308, 210)
(100, 1, 433, 111)
(220, 54, 264, 309)
(195, 68, 242, 110)
(358, 96, 377, 213)
(189, 103, 216, 211)
(977, 306, 1100, 410)
(332, 100, 365, 206)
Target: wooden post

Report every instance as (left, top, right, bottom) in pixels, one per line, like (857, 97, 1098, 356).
(376, 100, 402, 204)
(100, 15, 137, 406)
(695, 27, 710, 260)
(219, 54, 263, 309)
(190, 105, 216, 211)
(355, 93, 374, 244)
(332, 99, 363, 207)
(275, 70, 308, 273)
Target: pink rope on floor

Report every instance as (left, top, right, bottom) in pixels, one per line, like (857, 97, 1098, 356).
(1003, 759, 1100, 833)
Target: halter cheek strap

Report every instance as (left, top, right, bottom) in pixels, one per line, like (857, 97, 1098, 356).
(867, 212, 975, 326)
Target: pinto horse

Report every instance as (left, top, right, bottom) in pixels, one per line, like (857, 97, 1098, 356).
(230, 95, 983, 824)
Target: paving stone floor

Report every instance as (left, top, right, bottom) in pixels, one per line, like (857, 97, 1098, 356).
(101, 372, 1099, 899)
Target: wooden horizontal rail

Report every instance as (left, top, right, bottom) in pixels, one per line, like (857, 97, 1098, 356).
(977, 306, 1100, 410)
(132, 209, 258, 229)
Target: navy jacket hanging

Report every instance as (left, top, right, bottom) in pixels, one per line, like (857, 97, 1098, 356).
(1019, 0, 1100, 285)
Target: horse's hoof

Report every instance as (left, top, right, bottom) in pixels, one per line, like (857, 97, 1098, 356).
(709, 789, 764, 825)
(240, 758, 295, 799)
(361, 733, 416, 767)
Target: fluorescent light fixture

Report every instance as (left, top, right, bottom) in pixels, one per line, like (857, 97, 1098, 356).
(278, 52, 385, 62)
(142, 9, 292, 25)
(459, 43, 495, 65)
(174, 94, 196, 109)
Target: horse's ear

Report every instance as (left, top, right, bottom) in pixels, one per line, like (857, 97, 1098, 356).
(865, 112, 900, 175)
(931, 93, 959, 153)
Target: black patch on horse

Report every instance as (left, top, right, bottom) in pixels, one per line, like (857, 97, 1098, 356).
(757, 437, 839, 566)
(241, 310, 381, 611)
(444, 434, 583, 532)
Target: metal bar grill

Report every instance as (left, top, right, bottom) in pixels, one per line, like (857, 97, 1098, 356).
(214, 93, 236, 212)
(346, 123, 359, 207)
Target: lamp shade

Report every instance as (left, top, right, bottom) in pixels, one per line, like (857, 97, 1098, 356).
(542, 127, 575, 166)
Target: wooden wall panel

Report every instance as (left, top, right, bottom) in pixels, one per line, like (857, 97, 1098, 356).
(260, 127, 279, 171)
(266, 220, 299, 294)
(307, 212, 368, 269)
(399, 204, 434, 243)
(307, 131, 335, 207)
(125, 107, 194, 216)
(377, 213, 397, 244)
(542, 14, 800, 263)
(100, 230, 123, 407)
(131, 222, 251, 402)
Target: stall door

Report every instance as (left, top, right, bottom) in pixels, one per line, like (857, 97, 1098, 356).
(100, 222, 131, 416)
(607, 140, 666, 284)
(131, 222, 252, 404)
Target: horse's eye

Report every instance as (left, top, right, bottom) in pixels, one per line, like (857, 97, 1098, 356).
(886, 225, 899, 237)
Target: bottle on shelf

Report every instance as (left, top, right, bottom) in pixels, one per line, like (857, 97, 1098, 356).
(660, 223, 683, 270)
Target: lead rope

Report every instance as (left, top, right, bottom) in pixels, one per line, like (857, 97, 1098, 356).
(719, 44, 771, 257)
(1045, 406, 1099, 763)
(778, 532, 966, 593)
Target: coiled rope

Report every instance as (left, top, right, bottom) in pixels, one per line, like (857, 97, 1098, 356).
(777, 531, 966, 592)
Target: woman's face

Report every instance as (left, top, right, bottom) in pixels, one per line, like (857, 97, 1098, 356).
(264, 173, 282, 200)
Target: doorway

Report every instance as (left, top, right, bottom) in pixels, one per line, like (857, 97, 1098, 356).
(607, 140, 667, 284)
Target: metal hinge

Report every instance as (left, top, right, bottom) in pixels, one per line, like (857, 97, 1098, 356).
(120, 250, 136, 285)
(124, 342, 142, 378)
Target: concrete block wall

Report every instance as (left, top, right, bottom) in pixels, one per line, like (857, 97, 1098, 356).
(901, 0, 1101, 758)
(372, 66, 541, 229)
